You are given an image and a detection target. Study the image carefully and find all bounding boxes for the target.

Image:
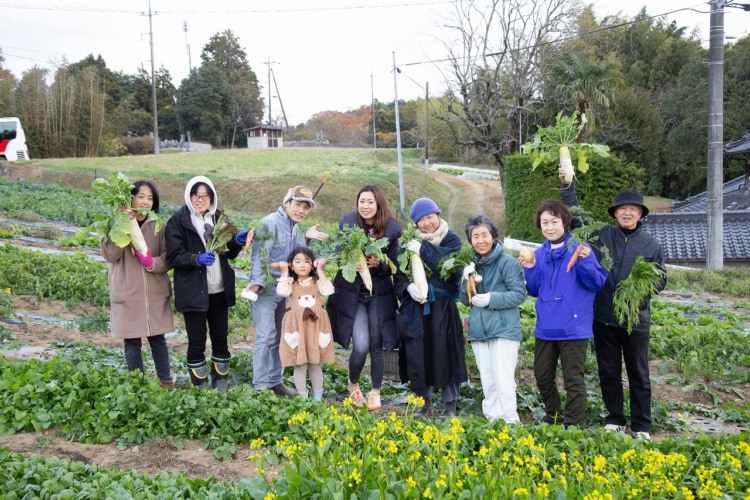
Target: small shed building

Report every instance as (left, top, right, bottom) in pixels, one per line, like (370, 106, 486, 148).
(246, 126, 283, 149)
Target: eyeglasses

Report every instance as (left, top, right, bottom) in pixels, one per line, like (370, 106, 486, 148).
(191, 194, 210, 201)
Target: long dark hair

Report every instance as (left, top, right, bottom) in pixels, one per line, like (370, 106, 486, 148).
(132, 180, 160, 213)
(356, 184, 394, 238)
(287, 246, 319, 281)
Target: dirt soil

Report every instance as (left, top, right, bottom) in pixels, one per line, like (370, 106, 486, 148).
(1, 173, 747, 484)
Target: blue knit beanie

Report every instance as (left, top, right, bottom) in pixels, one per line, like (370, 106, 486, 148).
(409, 198, 441, 223)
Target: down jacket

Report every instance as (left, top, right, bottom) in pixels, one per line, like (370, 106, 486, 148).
(523, 233, 608, 341)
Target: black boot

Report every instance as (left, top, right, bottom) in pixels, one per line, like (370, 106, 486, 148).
(438, 401, 457, 420)
(210, 355, 231, 393)
(414, 391, 432, 418)
(187, 359, 210, 389)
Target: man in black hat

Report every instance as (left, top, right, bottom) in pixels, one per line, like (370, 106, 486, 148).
(560, 171, 666, 440)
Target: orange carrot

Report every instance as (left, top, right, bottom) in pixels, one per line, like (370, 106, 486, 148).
(242, 230, 254, 252)
(566, 245, 585, 272)
(269, 262, 286, 268)
(467, 275, 477, 304)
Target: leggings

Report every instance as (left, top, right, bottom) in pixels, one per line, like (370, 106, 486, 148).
(348, 297, 384, 389)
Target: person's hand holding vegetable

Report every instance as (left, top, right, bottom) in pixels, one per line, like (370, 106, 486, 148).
(135, 249, 153, 268)
(518, 248, 536, 269)
(471, 293, 490, 308)
(196, 252, 216, 267)
(406, 240, 421, 254)
(407, 283, 427, 303)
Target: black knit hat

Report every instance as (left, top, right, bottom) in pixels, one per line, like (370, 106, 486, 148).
(608, 189, 649, 218)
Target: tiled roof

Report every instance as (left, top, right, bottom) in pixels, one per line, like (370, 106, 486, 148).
(643, 211, 750, 263)
(642, 175, 750, 263)
(672, 176, 750, 212)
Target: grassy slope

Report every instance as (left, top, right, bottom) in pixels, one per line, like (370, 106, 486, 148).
(21, 148, 466, 231)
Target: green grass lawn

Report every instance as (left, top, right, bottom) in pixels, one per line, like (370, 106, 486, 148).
(17, 147, 468, 228)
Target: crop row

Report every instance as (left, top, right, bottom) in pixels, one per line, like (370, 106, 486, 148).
(1, 354, 748, 497)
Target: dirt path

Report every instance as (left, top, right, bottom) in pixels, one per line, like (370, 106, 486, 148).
(430, 171, 504, 232)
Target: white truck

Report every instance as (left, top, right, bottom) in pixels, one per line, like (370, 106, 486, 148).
(0, 117, 31, 161)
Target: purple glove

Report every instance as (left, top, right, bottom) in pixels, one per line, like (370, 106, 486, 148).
(236, 230, 250, 245)
(197, 252, 216, 266)
(135, 249, 153, 268)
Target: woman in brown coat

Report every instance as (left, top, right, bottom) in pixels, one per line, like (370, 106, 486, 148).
(101, 180, 175, 388)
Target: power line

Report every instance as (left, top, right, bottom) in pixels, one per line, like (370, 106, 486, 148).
(400, 6, 720, 68)
(0, 1, 451, 15)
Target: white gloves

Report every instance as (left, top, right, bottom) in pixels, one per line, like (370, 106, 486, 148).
(406, 240, 422, 254)
(462, 262, 476, 281)
(407, 283, 426, 303)
(471, 293, 490, 307)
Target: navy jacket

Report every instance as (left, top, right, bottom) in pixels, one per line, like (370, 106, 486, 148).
(327, 211, 402, 350)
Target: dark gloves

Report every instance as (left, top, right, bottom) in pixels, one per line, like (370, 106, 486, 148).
(197, 252, 216, 266)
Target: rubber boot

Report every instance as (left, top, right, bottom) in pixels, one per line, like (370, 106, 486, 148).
(415, 391, 432, 418)
(438, 401, 457, 420)
(210, 355, 231, 393)
(187, 359, 210, 389)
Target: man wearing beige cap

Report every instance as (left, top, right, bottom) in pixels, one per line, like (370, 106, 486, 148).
(243, 186, 329, 396)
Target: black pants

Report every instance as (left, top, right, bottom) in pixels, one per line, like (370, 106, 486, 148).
(534, 338, 589, 426)
(183, 292, 230, 364)
(124, 335, 171, 381)
(593, 321, 652, 432)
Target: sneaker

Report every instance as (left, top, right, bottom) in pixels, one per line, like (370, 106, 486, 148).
(312, 391, 324, 402)
(349, 388, 365, 407)
(604, 424, 625, 433)
(635, 431, 651, 441)
(366, 391, 382, 411)
(160, 375, 176, 391)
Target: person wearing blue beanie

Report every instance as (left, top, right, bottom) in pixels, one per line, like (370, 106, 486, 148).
(409, 198, 442, 223)
(394, 197, 467, 419)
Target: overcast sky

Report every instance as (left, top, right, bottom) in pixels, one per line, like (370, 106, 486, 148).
(1, 1, 748, 125)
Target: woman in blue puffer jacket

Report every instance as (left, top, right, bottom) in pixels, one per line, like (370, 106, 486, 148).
(520, 200, 607, 428)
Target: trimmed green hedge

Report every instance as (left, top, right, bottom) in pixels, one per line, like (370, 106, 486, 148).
(504, 153, 645, 242)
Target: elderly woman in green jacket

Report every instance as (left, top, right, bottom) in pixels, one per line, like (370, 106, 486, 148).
(459, 215, 527, 423)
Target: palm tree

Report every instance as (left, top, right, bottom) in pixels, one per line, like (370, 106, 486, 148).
(553, 53, 621, 142)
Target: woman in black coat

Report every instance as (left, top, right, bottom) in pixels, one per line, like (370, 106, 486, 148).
(165, 175, 248, 392)
(394, 198, 467, 419)
(327, 185, 402, 411)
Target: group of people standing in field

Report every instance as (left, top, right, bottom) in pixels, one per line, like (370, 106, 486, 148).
(101, 170, 665, 436)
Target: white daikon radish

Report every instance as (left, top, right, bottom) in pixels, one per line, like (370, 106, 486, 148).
(128, 211, 149, 255)
(410, 252, 429, 302)
(559, 145, 575, 184)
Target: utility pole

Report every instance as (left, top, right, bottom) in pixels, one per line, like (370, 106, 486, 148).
(393, 52, 405, 217)
(706, 0, 725, 270)
(141, 0, 159, 154)
(424, 82, 429, 173)
(371, 72, 377, 150)
(262, 57, 279, 125)
(183, 21, 192, 73)
(270, 67, 289, 130)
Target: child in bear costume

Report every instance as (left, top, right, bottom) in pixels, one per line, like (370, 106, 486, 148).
(277, 246, 335, 400)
